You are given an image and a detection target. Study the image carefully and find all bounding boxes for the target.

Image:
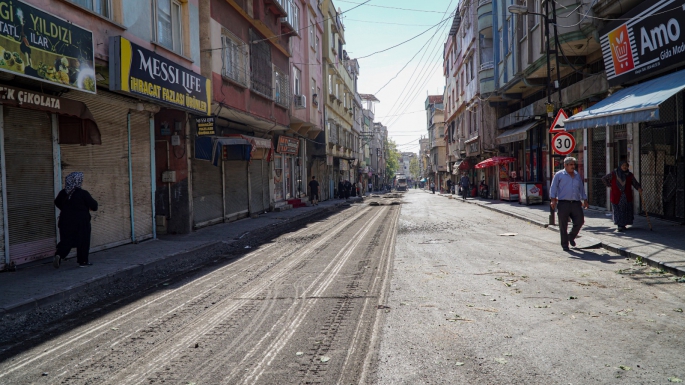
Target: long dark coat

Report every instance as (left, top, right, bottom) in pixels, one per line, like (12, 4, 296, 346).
(54, 189, 98, 264)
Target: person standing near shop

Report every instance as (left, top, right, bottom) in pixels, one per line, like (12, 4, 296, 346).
(602, 160, 642, 232)
(459, 172, 470, 200)
(53, 172, 98, 268)
(338, 179, 345, 200)
(430, 181, 435, 194)
(446, 179, 453, 195)
(550, 157, 589, 251)
(309, 176, 320, 206)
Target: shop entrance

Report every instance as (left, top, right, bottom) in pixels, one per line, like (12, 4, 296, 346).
(639, 93, 685, 222)
(588, 127, 607, 209)
(3, 107, 56, 265)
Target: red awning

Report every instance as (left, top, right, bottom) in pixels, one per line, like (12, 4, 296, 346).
(475, 156, 517, 169)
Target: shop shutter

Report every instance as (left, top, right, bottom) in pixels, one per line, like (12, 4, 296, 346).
(192, 159, 223, 226)
(224, 160, 249, 218)
(129, 112, 153, 240)
(249, 160, 265, 214)
(61, 91, 134, 249)
(262, 160, 270, 211)
(3, 107, 56, 265)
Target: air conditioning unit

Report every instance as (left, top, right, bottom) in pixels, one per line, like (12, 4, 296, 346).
(294, 94, 306, 109)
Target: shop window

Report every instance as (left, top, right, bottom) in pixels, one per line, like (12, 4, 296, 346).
(59, 116, 99, 145)
(69, 0, 110, 17)
(221, 31, 248, 86)
(153, 0, 184, 55)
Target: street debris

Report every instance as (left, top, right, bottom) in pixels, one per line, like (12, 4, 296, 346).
(675, 308, 683, 312)
(534, 305, 550, 308)
(296, 352, 304, 356)
(494, 358, 507, 364)
(619, 365, 631, 370)
(669, 377, 683, 383)
(498, 233, 517, 236)
(569, 296, 578, 300)
(320, 356, 331, 363)
(455, 362, 465, 366)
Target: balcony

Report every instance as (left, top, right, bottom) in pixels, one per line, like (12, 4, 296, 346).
(479, 65, 495, 95)
(280, 0, 297, 35)
(265, 0, 288, 17)
(477, 0, 492, 38)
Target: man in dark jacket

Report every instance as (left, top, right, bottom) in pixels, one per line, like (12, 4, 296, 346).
(338, 179, 345, 199)
(53, 172, 98, 268)
(309, 176, 320, 206)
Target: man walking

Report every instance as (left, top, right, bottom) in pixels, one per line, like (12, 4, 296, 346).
(460, 172, 470, 200)
(430, 181, 435, 194)
(550, 156, 589, 251)
(309, 176, 320, 206)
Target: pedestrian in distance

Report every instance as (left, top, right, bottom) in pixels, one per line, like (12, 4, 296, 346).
(344, 180, 351, 199)
(602, 159, 642, 232)
(549, 157, 589, 251)
(53, 172, 98, 268)
(460, 172, 470, 200)
(338, 179, 345, 200)
(446, 179, 452, 195)
(430, 181, 435, 194)
(309, 176, 320, 206)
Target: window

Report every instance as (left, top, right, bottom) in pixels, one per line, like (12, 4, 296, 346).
(311, 78, 317, 102)
(153, 0, 183, 54)
(293, 66, 301, 95)
(69, 0, 110, 17)
(310, 20, 316, 50)
(250, 29, 273, 97)
(328, 74, 333, 94)
(317, 87, 321, 108)
(534, 0, 541, 27)
(315, 36, 320, 55)
(274, 66, 290, 106)
(291, 2, 300, 31)
(221, 31, 248, 86)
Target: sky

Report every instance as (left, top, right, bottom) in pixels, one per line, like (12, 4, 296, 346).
(339, 0, 456, 155)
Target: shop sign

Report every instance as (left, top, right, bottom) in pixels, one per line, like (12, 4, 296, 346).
(0, 0, 96, 93)
(276, 136, 299, 155)
(602, 0, 685, 86)
(109, 36, 211, 114)
(194, 116, 216, 136)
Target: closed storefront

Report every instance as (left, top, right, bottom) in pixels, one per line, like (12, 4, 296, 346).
(249, 160, 268, 214)
(63, 90, 154, 247)
(2, 107, 56, 266)
(224, 161, 249, 220)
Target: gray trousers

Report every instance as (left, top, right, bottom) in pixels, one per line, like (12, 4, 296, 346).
(557, 200, 584, 248)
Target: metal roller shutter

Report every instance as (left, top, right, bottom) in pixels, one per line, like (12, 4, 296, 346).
(224, 161, 249, 218)
(262, 160, 270, 210)
(249, 161, 265, 214)
(61, 91, 133, 249)
(4, 107, 56, 265)
(192, 159, 223, 226)
(129, 112, 153, 240)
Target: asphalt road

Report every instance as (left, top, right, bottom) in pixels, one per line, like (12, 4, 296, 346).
(1, 190, 683, 385)
(0, 200, 400, 385)
(375, 189, 685, 384)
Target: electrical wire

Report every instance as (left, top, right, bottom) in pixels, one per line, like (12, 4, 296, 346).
(336, 0, 448, 13)
(344, 18, 435, 27)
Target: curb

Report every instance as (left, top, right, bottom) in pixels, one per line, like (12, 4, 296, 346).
(0, 203, 346, 318)
(451, 197, 685, 277)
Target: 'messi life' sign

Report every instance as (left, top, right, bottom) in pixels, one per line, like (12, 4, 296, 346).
(109, 36, 211, 114)
(602, 0, 685, 86)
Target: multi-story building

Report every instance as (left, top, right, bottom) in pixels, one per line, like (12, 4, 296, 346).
(419, 137, 430, 186)
(360, 94, 379, 191)
(445, 2, 498, 193)
(0, 0, 211, 269)
(320, 0, 357, 198)
(426, 95, 447, 190)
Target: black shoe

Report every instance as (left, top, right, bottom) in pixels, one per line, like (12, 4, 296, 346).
(79, 263, 93, 267)
(569, 239, 576, 247)
(618, 226, 626, 232)
(53, 255, 61, 269)
(562, 246, 570, 251)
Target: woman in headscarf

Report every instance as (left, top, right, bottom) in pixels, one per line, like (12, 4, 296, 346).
(53, 172, 98, 268)
(602, 160, 642, 232)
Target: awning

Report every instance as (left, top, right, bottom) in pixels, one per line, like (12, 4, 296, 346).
(227, 134, 274, 161)
(565, 69, 685, 130)
(212, 137, 251, 165)
(452, 160, 470, 174)
(496, 121, 540, 145)
(464, 136, 479, 144)
(475, 156, 517, 169)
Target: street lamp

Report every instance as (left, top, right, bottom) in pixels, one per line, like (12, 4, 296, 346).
(508, 4, 561, 225)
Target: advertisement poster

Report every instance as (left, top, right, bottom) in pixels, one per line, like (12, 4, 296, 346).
(276, 136, 299, 155)
(0, 0, 95, 93)
(195, 116, 216, 136)
(109, 36, 211, 115)
(499, 164, 509, 180)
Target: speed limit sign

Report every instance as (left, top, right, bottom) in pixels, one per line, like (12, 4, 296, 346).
(552, 132, 576, 155)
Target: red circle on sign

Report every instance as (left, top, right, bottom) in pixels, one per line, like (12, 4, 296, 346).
(552, 132, 576, 155)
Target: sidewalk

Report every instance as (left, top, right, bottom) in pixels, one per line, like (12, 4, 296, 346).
(0, 197, 361, 317)
(431, 190, 685, 276)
